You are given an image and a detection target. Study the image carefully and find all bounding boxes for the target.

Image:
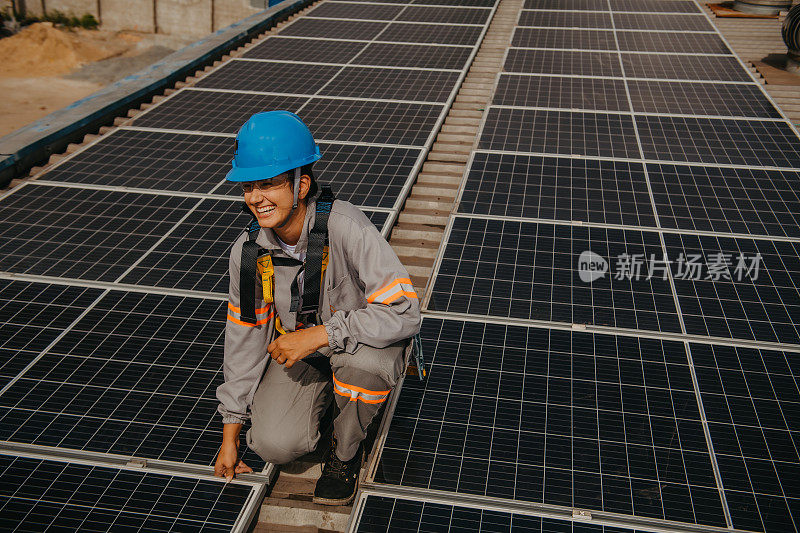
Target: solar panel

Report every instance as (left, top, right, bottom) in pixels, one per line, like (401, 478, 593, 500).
(364, 209, 391, 232)
(375, 317, 724, 525)
(279, 18, 388, 39)
(354, 42, 473, 70)
(130, 90, 307, 134)
(306, 1, 405, 20)
(429, 217, 682, 332)
(413, 0, 496, 6)
(355, 493, 646, 532)
(313, 143, 423, 208)
(615, 31, 730, 54)
(636, 116, 800, 168)
(647, 162, 800, 237)
(194, 60, 342, 94)
(319, 67, 460, 103)
(518, 10, 613, 28)
(512, 27, 616, 50)
(41, 129, 233, 193)
(396, 6, 490, 24)
(0, 454, 258, 532)
(663, 233, 800, 345)
(621, 54, 751, 82)
(493, 74, 629, 111)
(612, 13, 714, 32)
(119, 198, 246, 293)
(690, 342, 800, 533)
(377, 22, 483, 45)
(242, 36, 366, 63)
(504, 49, 622, 77)
(0, 280, 102, 389)
(479, 108, 640, 160)
(610, 0, 701, 13)
(523, 0, 608, 10)
(299, 99, 444, 146)
(0, 290, 264, 470)
(627, 80, 782, 118)
(0, 185, 198, 282)
(458, 153, 656, 227)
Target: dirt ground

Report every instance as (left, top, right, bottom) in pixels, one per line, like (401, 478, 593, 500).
(0, 23, 193, 137)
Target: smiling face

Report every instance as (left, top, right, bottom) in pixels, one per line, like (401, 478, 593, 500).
(243, 173, 312, 231)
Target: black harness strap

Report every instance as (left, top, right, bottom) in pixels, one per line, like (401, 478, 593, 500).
(239, 218, 262, 324)
(299, 186, 334, 324)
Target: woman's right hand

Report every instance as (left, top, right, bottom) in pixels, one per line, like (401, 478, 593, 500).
(214, 423, 253, 481)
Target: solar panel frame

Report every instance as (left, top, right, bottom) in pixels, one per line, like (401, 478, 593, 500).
(353, 492, 650, 532)
(130, 90, 307, 134)
(511, 27, 617, 50)
(627, 80, 782, 118)
(0, 280, 103, 390)
(492, 74, 630, 111)
(615, 31, 731, 55)
(690, 342, 800, 533)
(376, 22, 484, 44)
(319, 67, 460, 103)
(305, 1, 406, 20)
(395, 5, 491, 24)
(312, 142, 425, 209)
(523, 0, 609, 10)
(609, 0, 702, 13)
(663, 233, 800, 345)
(373, 317, 726, 526)
(0, 290, 265, 471)
(504, 49, 623, 77)
(621, 54, 752, 82)
(278, 18, 388, 39)
(612, 13, 714, 32)
(118, 198, 248, 294)
(636, 116, 800, 169)
(299, 98, 445, 146)
(479, 108, 641, 160)
(428, 217, 682, 332)
(353, 42, 473, 70)
(242, 36, 367, 63)
(457, 152, 656, 227)
(193, 60, 343, 95)
(0, 184, 199, 283)
(646, 162, 800, 238)
(39, 129, 234, 194)
(517, 10, 613, 28)
(0, 453, 262, 532)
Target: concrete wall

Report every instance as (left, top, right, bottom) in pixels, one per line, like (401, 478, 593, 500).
(19, 0, 263, 36)
(101, 0, 156, 33)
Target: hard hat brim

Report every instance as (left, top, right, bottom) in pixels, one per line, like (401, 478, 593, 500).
(225, 151, 322, 183)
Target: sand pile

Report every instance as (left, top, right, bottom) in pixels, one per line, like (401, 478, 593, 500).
(0, 22, 119, 77)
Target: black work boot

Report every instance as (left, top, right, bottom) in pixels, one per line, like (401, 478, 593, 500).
(313, 437, 362, 506)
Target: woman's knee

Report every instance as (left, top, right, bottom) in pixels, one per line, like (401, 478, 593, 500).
(246, 424, 317, 465)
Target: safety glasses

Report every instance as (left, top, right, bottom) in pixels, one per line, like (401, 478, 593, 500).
(241, 174, 290, 194)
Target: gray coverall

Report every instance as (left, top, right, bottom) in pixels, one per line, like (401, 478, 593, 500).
(216, 195, 421, 463)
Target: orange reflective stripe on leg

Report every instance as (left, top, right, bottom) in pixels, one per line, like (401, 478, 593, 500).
(332, 374, 389, 403)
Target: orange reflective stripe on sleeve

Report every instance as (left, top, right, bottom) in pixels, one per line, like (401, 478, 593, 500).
(227, 302, 272, 315)
(227, 302, 273, 327)
(367, 278, 418, 304)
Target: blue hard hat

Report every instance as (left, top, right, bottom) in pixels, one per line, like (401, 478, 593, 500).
(226, 111, 321, 183)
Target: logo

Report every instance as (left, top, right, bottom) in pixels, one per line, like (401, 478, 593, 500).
(578, 251, 608, 283)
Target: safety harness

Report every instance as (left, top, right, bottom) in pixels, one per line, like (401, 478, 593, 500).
(237, 186, 426, 380)
(240, 186, 334, 326)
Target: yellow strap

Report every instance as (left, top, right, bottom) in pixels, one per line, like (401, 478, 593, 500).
(256, 255, 274, 304)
